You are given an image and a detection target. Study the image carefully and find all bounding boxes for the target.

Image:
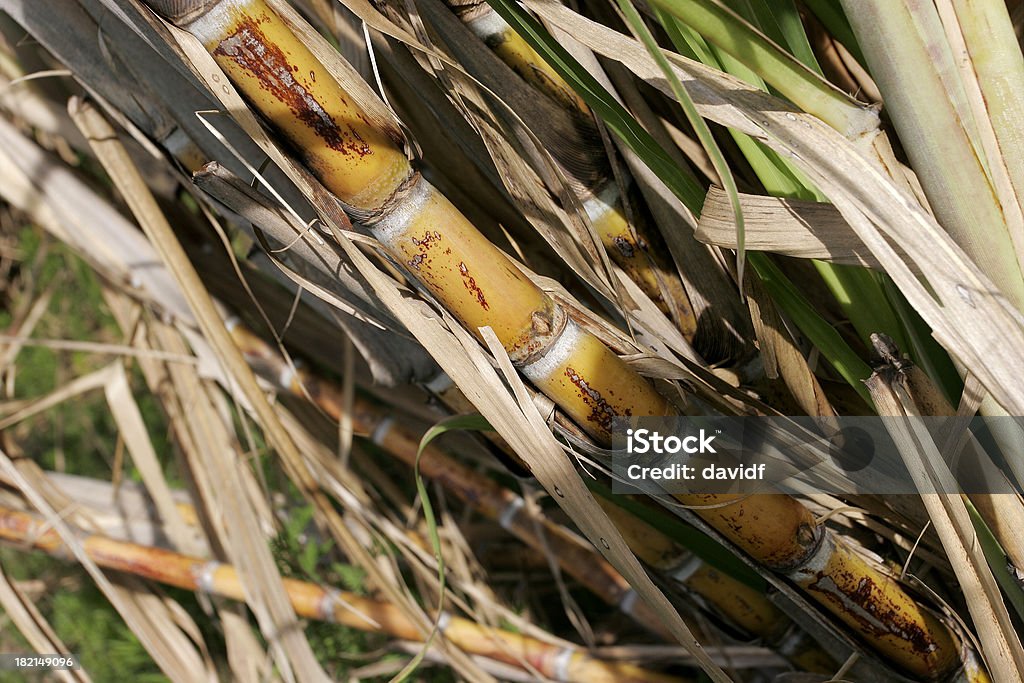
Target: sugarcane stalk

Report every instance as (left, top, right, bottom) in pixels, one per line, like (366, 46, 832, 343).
(0, 505, 685, 683)
(438, 0, 697, 335)
(594, 495, 837, 673)
(146, 0, 671, 443)
(226, 310, 837, 656)
(869, 333, 1024, 584)
(447, 0, 589, 115)
(947, 0, 1024, 261)
(840, 0, 1024, 312)
(141, 1, 965, 677)
(223, 317, 671, 636)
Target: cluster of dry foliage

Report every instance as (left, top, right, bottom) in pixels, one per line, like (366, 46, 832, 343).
(1, 0, 1024, 681)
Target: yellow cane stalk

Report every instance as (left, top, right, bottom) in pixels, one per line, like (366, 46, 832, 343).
(0, 505, 685, 683)
(187, 1, 409, 211)
(680, 491, 961, 679)
(448, 0, 589, 115)
(144, 1, 964, 678)
(597, 495, 969, 679)
(596, 496, 788, 635)
(154, 0, 670, 443)
(586, 183, 697, 337)
(444, 0, 696, 333)
(595, 495, 837, 673)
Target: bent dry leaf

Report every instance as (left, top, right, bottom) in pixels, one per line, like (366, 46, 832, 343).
(698, 186, 880, 269)
(866, 365, 1024, 680)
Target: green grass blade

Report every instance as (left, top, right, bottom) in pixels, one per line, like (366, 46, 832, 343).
(813, 263, 907, 351)
(881, 279, 963, 405)
(741, 0, 821, 75)
(658, 4, 923, 385)
(657, 9, 717, 65)
(613, 0, 745, 282)
(647, 0, 875, 136)
(395, 416, 490, 681)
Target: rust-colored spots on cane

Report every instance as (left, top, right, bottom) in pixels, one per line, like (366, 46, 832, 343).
(407, 231, 441, 271)
(458, 262, 489, 310)
(412, 231, 441, 247)
(613, 235, 636, 259)
(807, 570, 939, 658)
(213, 15, 371, 158)
(565, 366, 629, 433)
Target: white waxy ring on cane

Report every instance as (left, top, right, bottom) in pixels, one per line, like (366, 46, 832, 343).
(436, 610, 452, 633)
(424, 372, 454, 394)
(552, 646, 576, 681)
(464, 9, 511, 42)
(498, 497, 525, 531)
(370, 416, 396, 447)
(278, 364, 297, 391)
(668, 555, 704, 585)
(618, 589, 639, 616)
(184, 0, 252, 45)
(581, 181, 621, 225)
(318, 588, 342, 622)
(519, 318, 582, 382)
(194, 561, 221, 593)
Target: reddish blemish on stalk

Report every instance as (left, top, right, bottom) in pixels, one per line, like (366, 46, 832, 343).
(408, 231, 441, 271)
(526, 646, 556, 678)
(506, 308, 559, 360)
(412, 232, 441, 246)
(613, 235, 636, 259)
(296, 375, 325, 402)
(565, 366, 629, 433)
(458, 262, 489, 309)
(807, 571, 939, 658)
(213, 16, 371, 158)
